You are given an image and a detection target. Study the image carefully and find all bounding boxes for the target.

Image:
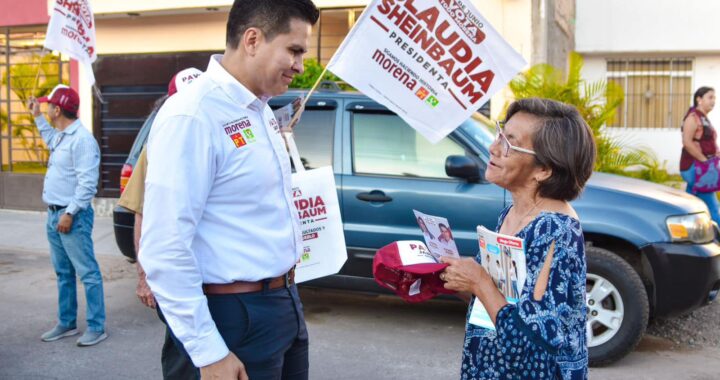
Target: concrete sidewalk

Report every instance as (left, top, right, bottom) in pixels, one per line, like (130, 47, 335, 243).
(0, 209, 122, 257)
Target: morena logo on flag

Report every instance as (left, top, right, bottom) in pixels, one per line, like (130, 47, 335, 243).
(415, 87, 429, 100)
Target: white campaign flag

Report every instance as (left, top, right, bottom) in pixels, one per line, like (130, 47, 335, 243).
(327, 0, 526, 143)
(44, 0, 98, 85)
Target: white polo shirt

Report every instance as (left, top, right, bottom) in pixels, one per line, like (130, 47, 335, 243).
(140, 54, 302, 367)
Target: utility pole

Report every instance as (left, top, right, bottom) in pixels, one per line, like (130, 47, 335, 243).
(532, 0, 575, 72)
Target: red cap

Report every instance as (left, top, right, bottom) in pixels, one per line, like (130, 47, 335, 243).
(168, 67, 202, 96)
(373, 241, 455, 303)
(37, 85, 79, 114)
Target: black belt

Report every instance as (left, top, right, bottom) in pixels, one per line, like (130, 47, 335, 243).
(48, 204, 67, 212)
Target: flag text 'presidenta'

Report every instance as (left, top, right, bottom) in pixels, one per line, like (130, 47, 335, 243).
(377, 0, 493, 106)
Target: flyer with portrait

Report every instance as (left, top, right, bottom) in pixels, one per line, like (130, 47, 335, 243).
(272, 96, 304, 132)
(469, 226, 527, 330)
(412, 210, 460, 259)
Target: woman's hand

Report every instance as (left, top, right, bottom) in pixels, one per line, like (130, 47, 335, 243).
(439, 256, 492, 295)
(440, 256, 509, 324)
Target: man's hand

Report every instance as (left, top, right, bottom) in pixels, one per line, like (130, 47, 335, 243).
(27, 98, 41, 117)
(136, 264, 156, 308)
(287, 97, 305, 131)
(200, 352, 248, 380)
(57, 213, 73, 234)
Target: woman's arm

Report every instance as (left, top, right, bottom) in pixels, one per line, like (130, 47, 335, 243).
(682, 115, 708, 162)
(453, 291, 472, 303)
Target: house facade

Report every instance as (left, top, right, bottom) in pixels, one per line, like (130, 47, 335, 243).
(2, 0, 538, 208)
(576, 0, 720, 174)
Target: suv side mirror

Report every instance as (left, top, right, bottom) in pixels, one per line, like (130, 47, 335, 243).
(446, 155, 481, 183)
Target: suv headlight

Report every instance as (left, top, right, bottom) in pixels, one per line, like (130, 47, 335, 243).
(666, 212, 715, 244)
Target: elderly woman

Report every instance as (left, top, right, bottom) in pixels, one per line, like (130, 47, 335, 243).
(440, 98, 596, 380)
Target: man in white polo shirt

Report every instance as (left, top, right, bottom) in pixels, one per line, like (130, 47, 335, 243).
(139, 1, 319, 379)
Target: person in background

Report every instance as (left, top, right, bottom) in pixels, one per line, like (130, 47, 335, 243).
(116, 67, 202, 379)
(679, 86, 719, 224)
(440, 98, 595, 379)
(29, 85, 106, 347)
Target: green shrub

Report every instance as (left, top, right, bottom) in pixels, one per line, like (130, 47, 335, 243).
(290, 59, 355, 91)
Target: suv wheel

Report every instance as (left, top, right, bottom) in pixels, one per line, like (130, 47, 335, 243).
(586, 246, 649, 366)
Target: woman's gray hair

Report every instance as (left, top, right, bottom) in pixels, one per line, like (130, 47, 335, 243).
(505, 98, 596, 201)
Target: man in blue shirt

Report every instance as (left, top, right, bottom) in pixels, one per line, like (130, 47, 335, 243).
(29, 85, 106, 347)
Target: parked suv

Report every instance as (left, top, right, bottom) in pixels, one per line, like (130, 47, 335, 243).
(113, 88, 720, 366)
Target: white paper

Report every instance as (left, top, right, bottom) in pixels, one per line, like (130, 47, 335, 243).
(413, 210, 460, 259)
(327, 0, 526, 143)
(469, 225, 527, 330)
(273, 96, 304, 133)
(409, 278, 422, 296)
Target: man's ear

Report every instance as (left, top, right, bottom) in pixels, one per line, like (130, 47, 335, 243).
(241, 27, 263, 56)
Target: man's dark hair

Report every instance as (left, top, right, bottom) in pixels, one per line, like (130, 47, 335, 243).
(505, 98, 596, 201)
(226, 0, 320, 49)
(56, 106, 77, 120)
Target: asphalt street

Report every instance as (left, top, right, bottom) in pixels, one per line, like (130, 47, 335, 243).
(0, 210, 719, 379)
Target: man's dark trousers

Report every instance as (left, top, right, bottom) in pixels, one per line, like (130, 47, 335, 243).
(206, 284, 309, 380)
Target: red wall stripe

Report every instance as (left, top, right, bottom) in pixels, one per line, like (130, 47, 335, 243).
(0, 0, 49, 27)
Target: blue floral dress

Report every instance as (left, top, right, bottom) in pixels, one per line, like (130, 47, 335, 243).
(461, 208, 588, 380)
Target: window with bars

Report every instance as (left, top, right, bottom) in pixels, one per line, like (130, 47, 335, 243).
(607, 58, 693, 129)
(0, 27, 69, 173)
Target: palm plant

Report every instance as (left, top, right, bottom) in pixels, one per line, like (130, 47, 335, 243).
(508, 52, 664, 178)
(1, 53, 65, 164)
(0, 104, 7, 134)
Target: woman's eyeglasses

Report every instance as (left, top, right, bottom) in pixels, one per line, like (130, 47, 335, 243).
(494, 121, 536, 157)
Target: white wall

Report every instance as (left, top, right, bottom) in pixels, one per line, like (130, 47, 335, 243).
(576, 0, 720, 54)
(695, 56, 720, 128)
(604, 128, 682, 174)
(582, 55, 720, 174)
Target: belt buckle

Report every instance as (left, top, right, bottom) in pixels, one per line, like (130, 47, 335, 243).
(284, 272, 291, 288)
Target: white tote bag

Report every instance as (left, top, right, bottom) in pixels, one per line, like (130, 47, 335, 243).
(286, 133, 348, 283)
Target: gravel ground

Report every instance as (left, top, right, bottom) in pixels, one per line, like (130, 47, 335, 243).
(646, 299, 720, 349)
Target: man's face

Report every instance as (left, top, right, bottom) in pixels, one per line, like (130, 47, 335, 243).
(46, 104, 60, 123)
(252, 18, 311, 97)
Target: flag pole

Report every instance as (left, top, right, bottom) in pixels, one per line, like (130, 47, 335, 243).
(286, 65, 330, 129)
(286, 2, 368, 129)
(30, 48, 47, 98)
(285, 0, 372, 130)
